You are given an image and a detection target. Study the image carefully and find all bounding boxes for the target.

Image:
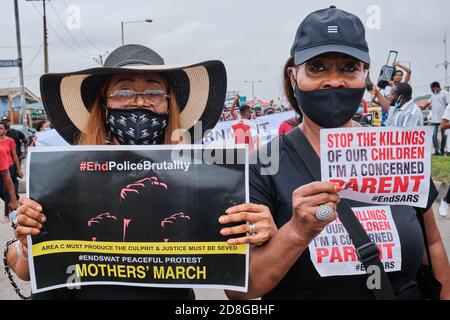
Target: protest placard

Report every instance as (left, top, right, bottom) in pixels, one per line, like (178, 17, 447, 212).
(203, 111, 296, 147)
(320, 127, 433, 207)
(26, 145, 248, 293)
(309, 206, 401, 276)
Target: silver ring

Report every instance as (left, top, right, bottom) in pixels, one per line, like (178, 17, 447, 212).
(315, 205, 334, 221)
(248, 223, 256, 236)
(10, 212, 20, 230)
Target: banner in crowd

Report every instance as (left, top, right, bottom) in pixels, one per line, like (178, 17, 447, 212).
(35, 129, 70, 147)
(27, 145, 248, 293)
(204, 111, 296, 147)
(320, 127, 433, 207)
(309, 206, 401, 276)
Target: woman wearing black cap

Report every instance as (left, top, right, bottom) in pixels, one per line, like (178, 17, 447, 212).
(5, 44, 277, 299)
(227, 6, 450, 300)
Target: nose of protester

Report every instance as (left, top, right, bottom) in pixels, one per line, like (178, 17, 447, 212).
(316, 64, 348, 89)
(15, 198, 46, 249)
(134, 93, 146, 108)
(290, 181, 340, 243)
(321, 75, 346, 89)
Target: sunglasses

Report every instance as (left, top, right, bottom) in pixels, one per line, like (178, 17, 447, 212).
(108, 89, 170, 105)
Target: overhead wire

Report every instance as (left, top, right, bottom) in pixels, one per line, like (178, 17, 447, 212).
(29, 1, 93, 61)
(60, 0, 108, 55)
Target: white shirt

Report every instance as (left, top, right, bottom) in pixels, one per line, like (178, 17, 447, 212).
(386, 99, 423, 127)
(383, 86, 393, 97)
(35, 129, 70, 147)
(428, 90, 450, 123)
(442, 104, 450, 121)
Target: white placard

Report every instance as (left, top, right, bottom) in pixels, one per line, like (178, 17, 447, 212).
(320, 127, 433, 208)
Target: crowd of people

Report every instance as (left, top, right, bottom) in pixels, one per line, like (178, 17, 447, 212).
(218, 97, 289, 122)
(0, 114, 55, 224)
(366, 61, 450, 219)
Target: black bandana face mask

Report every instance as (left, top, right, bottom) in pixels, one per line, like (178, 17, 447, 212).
(294, 86, 365, 128)
(106, 108, 169, 145)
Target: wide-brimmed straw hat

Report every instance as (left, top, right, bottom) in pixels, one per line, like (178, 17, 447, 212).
(40, 44, 227, 144)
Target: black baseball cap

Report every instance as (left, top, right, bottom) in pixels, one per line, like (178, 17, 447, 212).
(290, 6, 370, 65)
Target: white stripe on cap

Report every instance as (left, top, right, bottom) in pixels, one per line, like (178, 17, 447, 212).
(328, 25, 338, 33)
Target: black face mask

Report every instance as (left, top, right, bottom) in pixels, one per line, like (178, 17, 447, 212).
(107, 108, 169, 145)
(294, 86, 365, 128)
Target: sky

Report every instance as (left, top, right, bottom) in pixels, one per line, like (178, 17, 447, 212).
(1, 0, 449, 101)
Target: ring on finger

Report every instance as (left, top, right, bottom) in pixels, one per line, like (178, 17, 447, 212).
(315, 205, 335, 221)
(10, 212, 20, 230)
(248, 223, 256, 236)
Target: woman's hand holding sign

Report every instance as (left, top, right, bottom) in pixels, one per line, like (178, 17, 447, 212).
(219, 204, 277, 246)
(14, 198, 46, 250)
(290, 182, 340, 244)
(6, 197, 46, 281)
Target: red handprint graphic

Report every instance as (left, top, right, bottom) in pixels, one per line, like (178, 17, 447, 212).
(88, 175, 191, 242)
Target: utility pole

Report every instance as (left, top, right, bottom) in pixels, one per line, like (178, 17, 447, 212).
(436, 31, 449, 92)
(27, 0, 49, 73)
(43, 0, 48, 73)
(244, 80, 262, 105)
(93, 52, 108, 66)
(14, 0, 27, 136)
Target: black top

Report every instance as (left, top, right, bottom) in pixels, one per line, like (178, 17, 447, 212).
(6, 128, 25, 157)
(250, 130, 438, 300)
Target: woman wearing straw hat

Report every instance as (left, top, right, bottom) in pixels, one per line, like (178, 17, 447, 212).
(5, 44, 277, 299)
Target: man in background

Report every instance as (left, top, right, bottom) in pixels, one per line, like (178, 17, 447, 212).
(386, 83, 423, 127)
(438, 103, 450, 217)
(231, 104, 260, 152)
(422, 82, 450, 155)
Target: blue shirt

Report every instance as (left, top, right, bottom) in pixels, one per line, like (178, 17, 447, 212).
(387, 99, 423, 127)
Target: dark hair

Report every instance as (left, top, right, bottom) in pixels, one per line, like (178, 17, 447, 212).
(283, 56, 300, 114)
(239, 104, 251, 113)
(0, 121, 6, 129)
(36, 120, 49, 132)
(395, 82, 412, 99)
(394, 70, 404, 76)
(282, 56, 370, 115)
(430, 81, 440, 88)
